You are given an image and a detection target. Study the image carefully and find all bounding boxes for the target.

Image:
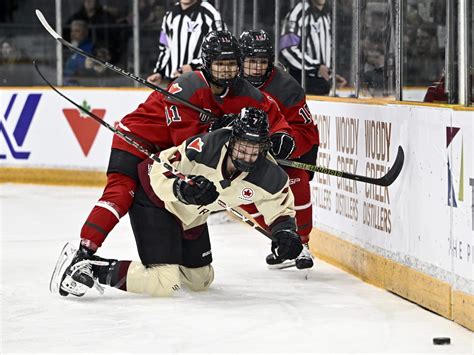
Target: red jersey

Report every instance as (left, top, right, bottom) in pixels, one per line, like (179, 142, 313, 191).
(260, 67, 320, 158)
(113, 71, 291, 158)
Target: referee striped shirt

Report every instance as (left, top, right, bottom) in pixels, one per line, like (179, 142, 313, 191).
(153, 0, 225, 79)
(280, 1, 331, 72)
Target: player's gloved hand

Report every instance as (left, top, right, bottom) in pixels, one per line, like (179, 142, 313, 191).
(173, 175, 219, 205)
(270, 132, 296, 159)
(271, 229, 302, 260)
(208, 113, 238, 132)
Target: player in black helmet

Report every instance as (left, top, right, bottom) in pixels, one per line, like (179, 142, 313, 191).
(201, 30, 241, 89)
(51, 107, 301, 298)
(238, 29, 321, 270)
(55, 29, 294, 292)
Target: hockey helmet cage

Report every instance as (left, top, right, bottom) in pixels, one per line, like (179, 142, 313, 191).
(228, 107, 271, 172)
(239, 30, 275, 87)
(201, 30, 241, 88)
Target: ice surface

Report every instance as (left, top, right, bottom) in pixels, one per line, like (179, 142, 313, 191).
(1, 184, 472, 354)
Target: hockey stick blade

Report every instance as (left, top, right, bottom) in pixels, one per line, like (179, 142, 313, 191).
(277, 146, 404, 187)
(35, 9, 217, 121)
(34, 62, 276, 243)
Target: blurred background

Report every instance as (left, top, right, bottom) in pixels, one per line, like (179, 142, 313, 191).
(0, 0, 472, 104)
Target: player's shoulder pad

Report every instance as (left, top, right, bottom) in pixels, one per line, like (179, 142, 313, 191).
(244, 157, 289, 194)
(184, 129, 231, 168)
(167, 72, 208, 102)
(264, 67, 305, 106)
(231, 77, 264, 103)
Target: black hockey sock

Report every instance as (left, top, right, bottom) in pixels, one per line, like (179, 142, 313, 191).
(92, 258, 131, 291)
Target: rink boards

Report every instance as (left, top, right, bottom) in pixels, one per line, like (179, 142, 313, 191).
(1, 87, 473, 331)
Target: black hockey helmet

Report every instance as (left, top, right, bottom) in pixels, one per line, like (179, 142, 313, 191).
(238, 30, 274, 87)
(201, 30, 241, 88)
(228, 107, 271, 172)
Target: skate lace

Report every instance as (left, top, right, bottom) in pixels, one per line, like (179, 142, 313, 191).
(69, 260, 94, 278)
(297, 245, 312, 260)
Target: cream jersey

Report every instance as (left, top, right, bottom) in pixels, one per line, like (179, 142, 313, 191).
(145, 128, 296, 231)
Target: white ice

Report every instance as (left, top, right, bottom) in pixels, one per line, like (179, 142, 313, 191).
(1, 184, 472, 354)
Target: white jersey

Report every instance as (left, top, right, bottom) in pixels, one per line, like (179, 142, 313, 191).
(145, 129, 296, 230)
(153, 1, 225, 79)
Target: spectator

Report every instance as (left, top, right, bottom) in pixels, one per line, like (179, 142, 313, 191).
(0, 36, 33, 85)
(147, 0, 225, 86)
(361, 40, 386, 97)
(65, 0, 121, 63)
(406, 25, 442, 86)
(280, 0, 346, 95)
(64, 20, 94, 84)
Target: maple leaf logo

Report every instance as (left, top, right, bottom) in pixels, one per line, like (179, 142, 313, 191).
(241, 188, 254, 199)
(63, 100, 106, 156)
(79, 100, 92, 118)
(187, 137, 204, 152)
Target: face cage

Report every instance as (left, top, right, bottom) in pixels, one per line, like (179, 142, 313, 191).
(206, 56, 240, 88)
(241, 55, 273, 87)
(228, 137, 270, 172)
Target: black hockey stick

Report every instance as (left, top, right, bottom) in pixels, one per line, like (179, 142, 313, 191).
(35, 9, 218, 121)
(34, 61, 274, 241)
(277, 146, 404, 186)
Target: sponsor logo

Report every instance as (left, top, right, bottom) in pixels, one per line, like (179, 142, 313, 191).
(187, 137, 204, 152)
(289, 178, 301, 185)
(1, 93, 42, 160)
(241, 188, 254, 200)
(199, 108, 212, 123)
(168, 83, 183, 94)
(446, 127, 463, 207)
(312, 22, 321, 33)
(202, 249, 212, 257)
(63, 100, 106, 156)
(187, 21, 200, 33)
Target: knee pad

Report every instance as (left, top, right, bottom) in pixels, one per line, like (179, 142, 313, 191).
(126, 261, 181, 297)
(179, 264, 214, 292)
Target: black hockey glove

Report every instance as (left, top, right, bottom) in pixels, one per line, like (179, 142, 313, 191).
(208, 113, 237, 132)
(173, 175, 219, 205)
(271, 229, 302, 260)
(270, 132, 296, 159)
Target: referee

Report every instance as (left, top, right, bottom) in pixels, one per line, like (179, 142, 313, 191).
(147, 0, 225, 85)
(280, 0, 346, 95)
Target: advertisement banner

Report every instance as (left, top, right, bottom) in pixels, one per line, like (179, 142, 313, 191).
(308, 100, 473, 293)
(1, 89, 149, 170)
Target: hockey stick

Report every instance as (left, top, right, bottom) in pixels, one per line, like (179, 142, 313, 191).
(35, 9, 218, 121)
(277, 146, 404, 186)
(34, 61, 274, 241)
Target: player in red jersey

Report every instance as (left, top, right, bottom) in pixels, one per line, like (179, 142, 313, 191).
(73, 31, 294, 271)
(238, 30, 320, 270)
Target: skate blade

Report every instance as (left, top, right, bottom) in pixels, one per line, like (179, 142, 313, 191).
(49, 242, 77, 294)
(267, 260, 296, 270)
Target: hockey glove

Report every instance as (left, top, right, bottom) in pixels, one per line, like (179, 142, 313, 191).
(208, 113, 237, 132)
(270, 132, 296, 159)
(173, 175, 219, 205)
(271, 229, 302, 260)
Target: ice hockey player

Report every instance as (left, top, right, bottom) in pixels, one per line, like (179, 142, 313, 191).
(238, 29, 320, 270)
(76, 30, 295, 264)
(52, 108, 302, 297)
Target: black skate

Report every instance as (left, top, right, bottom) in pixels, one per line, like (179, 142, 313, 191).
(266, 243, 313, 270)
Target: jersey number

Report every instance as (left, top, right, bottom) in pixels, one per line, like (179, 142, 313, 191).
(165, 105, 182, 125)
(299, 104, 313, 124)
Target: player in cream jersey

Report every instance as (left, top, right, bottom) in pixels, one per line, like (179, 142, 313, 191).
(52, 108, 302, 298)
